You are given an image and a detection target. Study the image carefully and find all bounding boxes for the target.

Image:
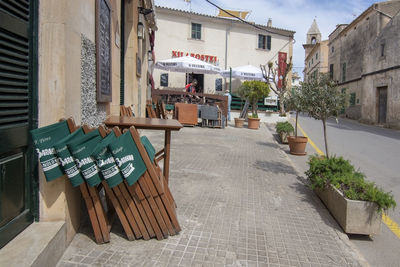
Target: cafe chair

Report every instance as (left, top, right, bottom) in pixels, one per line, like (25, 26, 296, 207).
(120, 105, 135, 117)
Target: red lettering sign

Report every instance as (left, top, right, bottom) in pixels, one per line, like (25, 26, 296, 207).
(171, 50, 218, 64)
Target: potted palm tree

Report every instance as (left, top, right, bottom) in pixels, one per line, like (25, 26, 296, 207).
(283, 86, 308, 155)
(237, 81, 270, 129)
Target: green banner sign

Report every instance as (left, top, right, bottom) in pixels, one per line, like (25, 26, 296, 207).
(91, 132, 123, 188)
(140, 136, 156, 162)
(68, 129, 102, 187)
(53, 128, 85, 187)
(30, 120, 70, 182)
(109, 131, 147, 186)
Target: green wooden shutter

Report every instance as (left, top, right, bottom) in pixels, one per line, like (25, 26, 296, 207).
(267, 35, 271, 50)
(0, 0, 38, 249)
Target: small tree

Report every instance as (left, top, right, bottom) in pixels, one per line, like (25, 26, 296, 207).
(237, 81, 270, 118)
(283, 86, 305, 137)
(302, 74, 346, 158)
(261, 56, 293, 116)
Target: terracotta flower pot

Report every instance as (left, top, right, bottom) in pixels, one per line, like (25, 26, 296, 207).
(248, 117, 260, 129)
(287, 136, 308, 155)
(234, 118, 245, 128)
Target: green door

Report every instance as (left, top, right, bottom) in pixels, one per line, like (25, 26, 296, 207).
(0, 0, 38, 248)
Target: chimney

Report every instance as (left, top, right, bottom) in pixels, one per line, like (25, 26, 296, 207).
(267, 18, 272, 27)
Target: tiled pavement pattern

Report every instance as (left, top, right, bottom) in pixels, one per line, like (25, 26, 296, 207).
(57, 123, 362, 267)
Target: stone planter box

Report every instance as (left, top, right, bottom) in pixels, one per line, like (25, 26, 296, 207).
(315, 184, 381, 235)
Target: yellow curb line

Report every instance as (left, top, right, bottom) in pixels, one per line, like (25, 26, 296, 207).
(382, 212, 400, 239)
(292, 118, 400, 239)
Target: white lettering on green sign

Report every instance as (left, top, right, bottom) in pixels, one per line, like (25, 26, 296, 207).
(121, 163, 135, 177)
(97, 157, 115, 167)
(36, 148, 56, 158)
(76, 157, 95, 168)
(42, 157, 59, 171)
(82, 165, 99, 179)
(65, 165, 80, 178)
(115, 155, 134, 167)
(101, 165, 119, 179)
(60, 156, 74, 166)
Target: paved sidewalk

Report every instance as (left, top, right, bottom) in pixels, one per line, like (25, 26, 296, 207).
(57, 123, 363, 267)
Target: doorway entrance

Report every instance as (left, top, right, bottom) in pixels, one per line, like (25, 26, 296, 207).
(377, 86, 387, 124)
(186, 73, 204, 93)
(0, 0, 38, 248)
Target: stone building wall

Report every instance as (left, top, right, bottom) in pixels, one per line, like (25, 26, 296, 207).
(362, 11, 400, 128)
(328, 2, 400, 125)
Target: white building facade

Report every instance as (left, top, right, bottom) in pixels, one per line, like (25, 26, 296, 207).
(153, 6, 295, 95)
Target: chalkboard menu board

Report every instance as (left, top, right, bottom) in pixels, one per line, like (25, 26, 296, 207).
(215, 78, 222, 91)
(160, 73, 168, 87)
(96, 0, 112, 102)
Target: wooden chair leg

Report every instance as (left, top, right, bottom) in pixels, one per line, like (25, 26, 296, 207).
(112, 185, 142, 239)
(87, 185, 110, 242)
(137, 176, 169, 238)
(143, 172, 177, 236)
(124, 181, 156, 239)
(102, 181, 135, 241)
(118, 183, 150, 240)
(154, 161, 177, 209)
(79, 183, 104, 244)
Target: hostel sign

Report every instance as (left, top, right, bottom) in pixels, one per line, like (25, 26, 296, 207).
(172, 50, 218, 64)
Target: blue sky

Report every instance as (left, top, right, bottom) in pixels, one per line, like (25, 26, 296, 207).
(155, 0, 378, 78)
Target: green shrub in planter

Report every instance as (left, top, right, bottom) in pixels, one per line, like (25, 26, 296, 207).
(306, 155, 396, 211)
(275, 121, 294, 135)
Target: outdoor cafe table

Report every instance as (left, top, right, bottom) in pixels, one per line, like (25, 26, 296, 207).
(103, 116, 183, 183)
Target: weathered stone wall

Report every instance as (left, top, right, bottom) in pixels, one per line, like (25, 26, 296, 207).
(81, 35, 106, 127)
(328, 2, 400, 127)
(362, 11, 400, 128)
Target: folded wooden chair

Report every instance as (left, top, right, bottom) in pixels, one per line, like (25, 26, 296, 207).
(94, 125, 149, 241)
(65, 118, 111, 244)
(156, 100, 168, 119)
(146, 101, 157, 118)
(128, 126, 181, 234)
(112, 127, 166, 240)
(120, 105, 134, 117)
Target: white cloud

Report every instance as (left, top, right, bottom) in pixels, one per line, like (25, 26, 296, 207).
(154, 0, 376, 78)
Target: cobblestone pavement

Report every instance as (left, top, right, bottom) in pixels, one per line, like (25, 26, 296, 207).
(57, 123, 363, 267)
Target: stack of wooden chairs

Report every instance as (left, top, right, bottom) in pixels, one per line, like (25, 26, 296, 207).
(120, 105, 134, 117)
(30, 118, 180, 243)
(146, 100, 168, 119)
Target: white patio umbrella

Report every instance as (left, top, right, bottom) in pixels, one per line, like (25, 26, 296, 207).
(155, 56, 221, 74)
(220, 65, 265, 81)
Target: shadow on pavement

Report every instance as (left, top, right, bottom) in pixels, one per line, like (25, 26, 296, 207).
(256, 141, 280, 149)
(253, 160, 297, 175)
(348, 234, 374, 242)
(290, 176, 345, 233)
